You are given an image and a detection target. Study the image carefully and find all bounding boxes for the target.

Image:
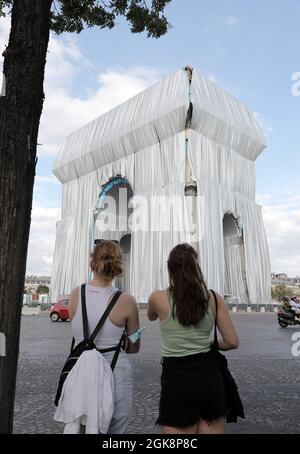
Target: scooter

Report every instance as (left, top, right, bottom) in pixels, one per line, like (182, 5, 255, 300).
(277, 307, 300, 328)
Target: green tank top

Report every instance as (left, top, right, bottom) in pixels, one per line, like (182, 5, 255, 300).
(160, 292, 215, 357)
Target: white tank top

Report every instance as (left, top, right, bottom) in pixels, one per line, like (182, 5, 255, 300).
(72, 283, 125, 349)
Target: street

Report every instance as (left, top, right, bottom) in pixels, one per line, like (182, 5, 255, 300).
(14, 311, 300, 434)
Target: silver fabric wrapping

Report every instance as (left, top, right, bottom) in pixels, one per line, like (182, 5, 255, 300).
(51, 68, 271, 305)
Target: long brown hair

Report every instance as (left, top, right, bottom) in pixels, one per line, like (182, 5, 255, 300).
(167, 243, 209, 326)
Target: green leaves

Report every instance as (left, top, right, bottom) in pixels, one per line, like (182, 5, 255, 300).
(51, 1, 115, 33)
(50, 0, 171, 37)
(0, 0, 171, 37)
(112, 0, 128, 15)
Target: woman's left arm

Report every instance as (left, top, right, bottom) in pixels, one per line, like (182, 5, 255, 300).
(69, 286, 80, 320)
(124, 294, 140, 354)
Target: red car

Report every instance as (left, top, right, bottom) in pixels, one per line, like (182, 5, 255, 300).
(50, 297, 70, 322)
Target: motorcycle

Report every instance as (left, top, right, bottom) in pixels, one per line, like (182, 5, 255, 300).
(277, 307, 300, 328)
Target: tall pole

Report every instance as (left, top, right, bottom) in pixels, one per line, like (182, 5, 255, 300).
(184, 66, 198, 252)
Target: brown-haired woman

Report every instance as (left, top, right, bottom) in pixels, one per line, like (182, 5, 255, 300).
(147, 243, 239, 434)
(69, 240, 140, 434)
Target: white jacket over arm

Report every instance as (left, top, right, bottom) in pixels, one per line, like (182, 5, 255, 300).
(54, 349, 114, 434)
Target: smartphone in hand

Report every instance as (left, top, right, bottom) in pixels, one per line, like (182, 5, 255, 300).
(128, 326, 146, 344)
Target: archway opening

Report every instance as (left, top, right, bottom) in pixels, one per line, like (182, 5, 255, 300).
(223, 213, 240, 237)
(115, 233, 131, 292)
(223, 213, 248, 305)
(93, 176, 133, 291)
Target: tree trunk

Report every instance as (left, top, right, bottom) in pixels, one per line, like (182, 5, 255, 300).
(0, 0, 52, 433)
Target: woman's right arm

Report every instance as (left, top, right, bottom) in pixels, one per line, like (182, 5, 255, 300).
(214, 293, 239, 351)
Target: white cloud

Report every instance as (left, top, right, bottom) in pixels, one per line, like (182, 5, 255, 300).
(261, 195, 300, 277)
(207, 74, 217, 83)
(39, 36, 160, 156)
(0, 12, 10, 78)
(1, 16, 160, 157)
(226, 15, 239, 30)
(35, 175, 57, 184)
(254, 112, 274, 136)
(202, 26, 218, 33)
(26, 204, 61, 276)
(26, 174, 61, 275)
(203, 16, 239, 33)
(256, 193, 273, 205)
(217, 48, 228, 56)
(45, 35, 90, 86)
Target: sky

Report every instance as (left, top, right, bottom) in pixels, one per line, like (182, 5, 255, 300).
(0, 0, 300, 276)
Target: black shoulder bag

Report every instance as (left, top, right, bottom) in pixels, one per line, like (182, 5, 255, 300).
(210, 289, 245, 423)
(54, 284, 124, 406)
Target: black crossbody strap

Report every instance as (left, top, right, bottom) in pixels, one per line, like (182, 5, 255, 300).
(81, 284, 89, 340)
(210, 289, 218, 348)
(89, 290, 123, 343)
(110, 329, 126, 371)
(70, 337, 75, 353)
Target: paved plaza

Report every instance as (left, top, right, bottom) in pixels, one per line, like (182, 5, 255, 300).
(13, 311, 300, 434)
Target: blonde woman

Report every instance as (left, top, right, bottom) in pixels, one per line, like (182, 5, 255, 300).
(69, 240, 140, 434)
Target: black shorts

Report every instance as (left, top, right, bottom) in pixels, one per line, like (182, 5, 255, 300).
(157, 350, 229, 428)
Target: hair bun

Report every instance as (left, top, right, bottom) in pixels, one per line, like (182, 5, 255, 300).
(90, 241, 123, 280)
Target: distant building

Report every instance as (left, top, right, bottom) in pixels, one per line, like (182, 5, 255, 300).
(275, 273, 288, 280)
(25, 275, 51, 294)
(271, 273, 300, 290)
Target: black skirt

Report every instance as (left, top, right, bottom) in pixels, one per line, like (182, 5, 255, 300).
(157, 350, 229, 428)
